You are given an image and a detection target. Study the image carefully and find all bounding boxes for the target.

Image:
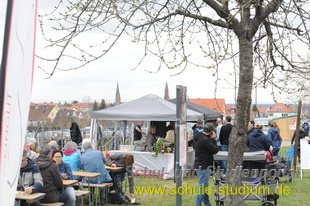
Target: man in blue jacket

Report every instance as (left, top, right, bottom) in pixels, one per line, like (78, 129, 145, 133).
(81, 142, 112, 202)
(17, 151, 43, 206)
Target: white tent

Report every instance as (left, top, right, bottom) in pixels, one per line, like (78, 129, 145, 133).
(91, 93, 203, 121)
(89, 94, 204, 148)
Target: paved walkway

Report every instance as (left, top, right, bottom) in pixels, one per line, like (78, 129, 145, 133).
(282, 141, 291, 147)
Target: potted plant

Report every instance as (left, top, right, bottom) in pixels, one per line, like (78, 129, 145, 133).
(152, 138, 170, 157)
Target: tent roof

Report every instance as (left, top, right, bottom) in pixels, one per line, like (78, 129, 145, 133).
(168, 99, 223, 121)
(91, 94, 203, 121)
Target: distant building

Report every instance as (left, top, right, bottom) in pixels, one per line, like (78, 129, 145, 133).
(257, 107, 270, 117)
(189, 98, 226, 114)
(115, 82, 121, 105)
(164, 82, 169, 100)
(267, 103, 296, 118)
(28, 107, 49, 127)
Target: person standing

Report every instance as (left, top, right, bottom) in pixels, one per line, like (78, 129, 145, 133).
(145, 126, 157, 152)
(291, 126, 306, 160)
(246, 124, 271, 170)
(107, 154, 140, 205)
(247, 120, 255, 135)
(267, 121, 282, 156)
(215, 118, 223, 148)
(302, 122, 309, 136)
(219, 116, 233, 172)
(134, 121, 145, 141)
(193, 123, 218, 206)
(192, 119, 203, 136)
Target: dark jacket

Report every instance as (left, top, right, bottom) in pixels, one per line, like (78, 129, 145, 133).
(36, 154, 63, 203)
(107, 154, 134, 194)
(193, 132, 218, 170)
(247, 129, 270, 152)
(268, 127, 282, 147)
(247, 127, 255, 135)
(219, 124, 233, 145)
(291, 129, 306, 145)
(59, 162, 73, 180)
(70, 122, 82, 144)
(18, 158, 43, 193)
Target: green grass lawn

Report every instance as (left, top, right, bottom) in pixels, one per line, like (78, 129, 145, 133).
(75, 146, 307, 205)
(114, 146, 309, 206)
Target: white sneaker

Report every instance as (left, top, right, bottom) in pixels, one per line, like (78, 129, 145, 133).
(131, 198, 136, 203)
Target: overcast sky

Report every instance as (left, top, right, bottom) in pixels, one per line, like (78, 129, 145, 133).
(0, 0, 299, 105)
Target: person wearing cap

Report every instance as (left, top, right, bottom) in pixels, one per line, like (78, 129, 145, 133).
(192, 119, 203, 136)
(193, 123, 218, 206)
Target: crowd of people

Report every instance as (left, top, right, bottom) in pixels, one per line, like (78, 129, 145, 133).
(192, 116, 309, 206)
(16, 137, 139, 206)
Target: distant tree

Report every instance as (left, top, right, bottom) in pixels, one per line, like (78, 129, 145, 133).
(72, 100, 79, 104)
(252, 104, 260, 117)
(82, 96, 92, 103)
(99, 99, 107, 110)
(109, 103, 115, 108)
(93, 100, 98, 111)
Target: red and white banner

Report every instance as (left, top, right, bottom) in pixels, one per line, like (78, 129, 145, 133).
(0, 0, 37, 205)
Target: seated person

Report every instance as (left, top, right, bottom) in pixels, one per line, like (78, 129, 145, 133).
(145, 126, 157, 152)
(62, 141, 82, 180)
(48, 140, 59, 151)
(24, 138, 37, 161)
(166, 121, 175, 132)
(107, 154, 139, 205)
(246, 124, 271, 170)
(164, 129, 175, 149)
(81, 142, 112, 201)
(52, 150, 76, 206)
(17, 151, 43, 206)
(36, 146, 68, 204)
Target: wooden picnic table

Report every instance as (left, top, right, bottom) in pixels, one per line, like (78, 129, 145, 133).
(62, 179, 78, 187)
(72, 171, 101, 206)
(106, 166, 123, 172)
(15, 191, 45, 206)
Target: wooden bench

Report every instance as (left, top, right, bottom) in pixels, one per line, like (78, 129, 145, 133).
(87, 182, 113, 205)
(75, 190, 90, 206)
(41, 203, 64, 206)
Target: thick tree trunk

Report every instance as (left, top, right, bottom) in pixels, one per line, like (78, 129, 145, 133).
(224, 37, 254, 206)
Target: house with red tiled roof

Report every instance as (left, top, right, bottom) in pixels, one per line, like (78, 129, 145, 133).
(189, 98, 226, 114)
(28, 107, 49, 127)
(267, 103, 296, 118)
(257, 107, 270, 117)
(225, 104, 236, 119)
(30, 104, 59, 121)
(73, 102, 94, 112)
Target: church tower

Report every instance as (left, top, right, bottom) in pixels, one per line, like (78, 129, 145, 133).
(164, 82, 169, 100)
(115, 82, 121, 105)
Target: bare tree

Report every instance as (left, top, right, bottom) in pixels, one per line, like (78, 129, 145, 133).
(39, 0, 310, 205)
